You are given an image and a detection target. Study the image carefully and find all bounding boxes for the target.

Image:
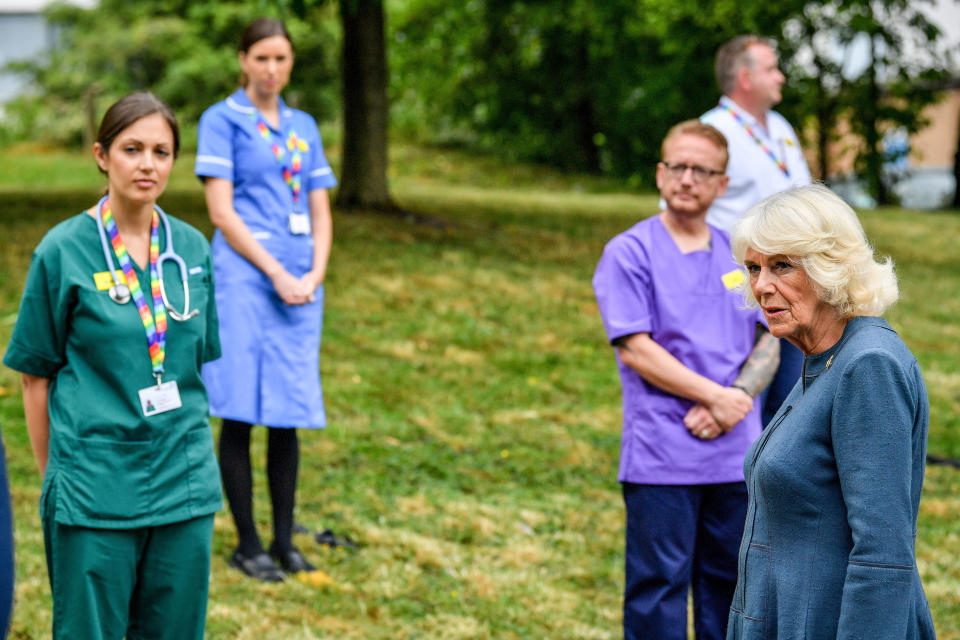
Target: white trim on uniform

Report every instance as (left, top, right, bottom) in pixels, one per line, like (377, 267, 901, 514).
(226, 97, 255, 115)
(196, 155, 233, 168)
(309, 167, 333, 177)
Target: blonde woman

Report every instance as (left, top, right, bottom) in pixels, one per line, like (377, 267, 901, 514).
(727, 184, 935, 639)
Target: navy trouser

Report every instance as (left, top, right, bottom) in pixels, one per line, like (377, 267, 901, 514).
(0, 434, 14, 639)
(761, 339, 803, 426)
(622, 482, 748, 640)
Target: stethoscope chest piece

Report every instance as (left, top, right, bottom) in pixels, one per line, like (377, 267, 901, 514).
(96, 197, 198, 320)
(109, 283, 131, 305)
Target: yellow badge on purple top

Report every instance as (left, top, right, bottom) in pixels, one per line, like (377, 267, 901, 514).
(722, 269, 745, 290)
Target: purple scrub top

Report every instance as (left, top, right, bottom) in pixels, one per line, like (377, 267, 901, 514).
(195, 90, 337, 429)
(593, 215, 764, 484)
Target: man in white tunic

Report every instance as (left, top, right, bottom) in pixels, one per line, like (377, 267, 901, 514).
(701, 35, 812, 423)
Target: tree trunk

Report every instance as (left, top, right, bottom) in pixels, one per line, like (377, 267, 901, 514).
(83, 85, 99, 150)
(953, 103, 960, 208)
(864, 35, 889, 205)
(815, 60, 831, 181)
(336, 0, 395, 211)
(573, 34, 600, 173)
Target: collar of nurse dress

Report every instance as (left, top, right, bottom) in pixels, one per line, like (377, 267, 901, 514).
(225, 88, 294, 126)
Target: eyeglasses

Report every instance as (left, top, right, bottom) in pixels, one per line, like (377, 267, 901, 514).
(661, 162, 724, 183)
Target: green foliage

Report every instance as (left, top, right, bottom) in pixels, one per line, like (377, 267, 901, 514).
(1, 0, 954, 194)
(389, 0, 949, 190)
(842, 0, 950, 204)
(388, 0, 804, 184)
(0, 0, 340, 149)
(778, 0, 952, 202)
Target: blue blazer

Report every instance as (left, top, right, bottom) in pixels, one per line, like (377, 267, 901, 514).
(727, 317, 936, 639)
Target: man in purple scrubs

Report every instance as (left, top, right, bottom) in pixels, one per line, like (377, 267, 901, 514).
(593, 120, 779, 640)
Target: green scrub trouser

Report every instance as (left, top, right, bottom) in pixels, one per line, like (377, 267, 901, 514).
(42, 514, 215, 640)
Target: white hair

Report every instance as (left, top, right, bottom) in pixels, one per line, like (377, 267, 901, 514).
(731, 184, 899, 317)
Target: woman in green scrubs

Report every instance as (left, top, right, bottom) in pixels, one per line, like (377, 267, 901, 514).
(3, 93, 222, 640)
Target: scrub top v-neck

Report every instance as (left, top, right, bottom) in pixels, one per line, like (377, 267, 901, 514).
(592, 216, 765, 484)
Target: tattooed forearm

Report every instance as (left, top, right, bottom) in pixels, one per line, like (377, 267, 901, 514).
(733, 325, 780, 397)
(612, 335, 634, 354)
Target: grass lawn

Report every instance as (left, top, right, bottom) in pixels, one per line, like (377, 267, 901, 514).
(0, 145, 958, 638)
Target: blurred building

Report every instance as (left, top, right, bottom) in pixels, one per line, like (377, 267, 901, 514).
(0, 0, 96, 104)
(908, 82, 960, 169)
(809, 83, 960, 176)
(808, 81, 960, 209)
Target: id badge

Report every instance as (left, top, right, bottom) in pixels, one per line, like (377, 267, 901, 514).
(138, 380, 182, 417)
(288, 213, 311, 235)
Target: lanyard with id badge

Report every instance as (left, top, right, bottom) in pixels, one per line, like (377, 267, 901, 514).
(98, 197, 183, 417)
(252, 112, 311, 235)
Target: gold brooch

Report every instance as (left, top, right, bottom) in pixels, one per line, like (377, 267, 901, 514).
(825, 355, 834, 371)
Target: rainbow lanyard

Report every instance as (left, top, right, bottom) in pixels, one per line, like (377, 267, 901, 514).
(251, 111, 309, 211)
(720, 103, 790, 178)
(100, 197, 168, 381)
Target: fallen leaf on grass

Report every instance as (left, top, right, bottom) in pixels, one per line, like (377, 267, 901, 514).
(296, 570, 337, 588)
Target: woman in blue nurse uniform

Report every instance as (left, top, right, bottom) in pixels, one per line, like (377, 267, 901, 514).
(195, 17, 336, 582)
(4, 93, 222, 639)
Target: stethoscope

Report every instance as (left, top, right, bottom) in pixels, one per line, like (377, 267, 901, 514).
(95, 197, 199, 321)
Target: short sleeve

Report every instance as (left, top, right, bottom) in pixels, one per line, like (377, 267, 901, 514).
(303, 116, 337, 191)
(832, 350, 919, 639)
(592, 235, 654, 344)
(195, 107, 235, 182)
(201, 251, 221, 364)
(3, 251, 67, 377)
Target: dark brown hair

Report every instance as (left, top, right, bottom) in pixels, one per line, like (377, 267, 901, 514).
(238, 18, 294, 86)
(96, 92, 180, 167)
(240, 18, 293, 53)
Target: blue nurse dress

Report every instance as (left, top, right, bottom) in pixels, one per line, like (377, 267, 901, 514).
(195, 89, 337, 429)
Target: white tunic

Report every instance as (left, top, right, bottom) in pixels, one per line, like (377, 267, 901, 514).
(701, 96, 812, 233)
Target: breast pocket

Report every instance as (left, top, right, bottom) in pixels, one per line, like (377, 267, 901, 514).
(166, 273, 209, 338)
(183, 276, 209, 326)
(160, 260, 209, 321)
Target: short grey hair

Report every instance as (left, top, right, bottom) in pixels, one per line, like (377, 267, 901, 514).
(715, 35, 777, 95)
(731, 184, 899, 318)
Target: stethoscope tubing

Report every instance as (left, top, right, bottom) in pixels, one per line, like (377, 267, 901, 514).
(95, 196, 199, 321)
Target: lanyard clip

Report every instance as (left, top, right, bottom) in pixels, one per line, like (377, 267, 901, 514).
(154, 373, 163, 389)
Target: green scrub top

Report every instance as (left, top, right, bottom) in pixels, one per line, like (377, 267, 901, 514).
(3, 211, 223, 529)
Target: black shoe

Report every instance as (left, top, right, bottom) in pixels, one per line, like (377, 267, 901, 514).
(228, 549, 286, 583)
(315, 528, 358, 549)
(270, 545, 317, 574)
(292, 522, 311, 535)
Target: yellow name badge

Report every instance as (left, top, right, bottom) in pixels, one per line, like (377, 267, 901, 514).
(721, 269, 745, 290)
(93, 270, 127, 291)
